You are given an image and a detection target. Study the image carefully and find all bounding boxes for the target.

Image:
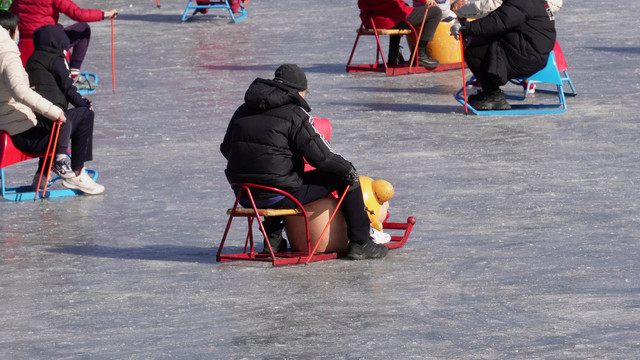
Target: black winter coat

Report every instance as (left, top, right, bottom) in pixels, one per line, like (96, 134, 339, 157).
(220, 78, 353, 197)
(25, 25, 89, 110)
(466, 0, 556, 81)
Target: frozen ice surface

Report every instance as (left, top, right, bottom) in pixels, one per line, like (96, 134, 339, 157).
(1, 0, 640, 358)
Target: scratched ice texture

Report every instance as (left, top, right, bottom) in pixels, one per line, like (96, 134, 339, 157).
(1, 0, 639, 359)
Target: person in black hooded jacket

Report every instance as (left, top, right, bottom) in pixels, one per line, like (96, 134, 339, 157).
(221, 64, 388, 260)
(453, 0, 556, 110)
(24, 24, 104, 195)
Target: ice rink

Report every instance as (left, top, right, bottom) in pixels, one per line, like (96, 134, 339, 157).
(1, 0, 639, 358)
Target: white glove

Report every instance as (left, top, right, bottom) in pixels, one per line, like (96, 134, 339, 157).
(450, 21, 462, 39)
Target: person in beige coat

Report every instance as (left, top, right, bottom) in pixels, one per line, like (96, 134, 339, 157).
(0, 10, 103, 194)
(0, 14, 63, 135)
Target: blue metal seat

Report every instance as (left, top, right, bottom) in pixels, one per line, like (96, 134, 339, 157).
(531, 42, 577, 98)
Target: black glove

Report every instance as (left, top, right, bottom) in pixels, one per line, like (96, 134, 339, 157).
(341, 168, 360, 192)
(458, 18, 470, 40)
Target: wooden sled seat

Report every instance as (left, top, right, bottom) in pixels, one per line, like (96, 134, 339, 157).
(228, 207, 301, 217)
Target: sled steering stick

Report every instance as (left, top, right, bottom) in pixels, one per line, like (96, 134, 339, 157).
(460, 36, 468, 114)
(305, 185, 350, 264)
(111, 17, 116, 94)
(35, 121, 61, 200)
(408, 3, 431, 73)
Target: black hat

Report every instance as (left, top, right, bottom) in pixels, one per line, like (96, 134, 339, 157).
(273, 64, 307, 91)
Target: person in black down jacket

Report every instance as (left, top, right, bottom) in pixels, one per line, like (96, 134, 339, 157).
(453, 0, 556, 110)
(25, 24, 104, 195)
(220, 64, 388, 260)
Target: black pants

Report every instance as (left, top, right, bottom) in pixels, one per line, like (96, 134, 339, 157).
(393, 5, 441, 47)
(64, 22, 91, 71)
(11, 107, 95, 172)
(244, 170, 372, 244)
(464, 37, 533, 93)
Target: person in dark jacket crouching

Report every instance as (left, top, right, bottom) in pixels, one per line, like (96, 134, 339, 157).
(220, 64, 388, 260)
(24, 24, 104, 194)
(452, 0, 556, 110)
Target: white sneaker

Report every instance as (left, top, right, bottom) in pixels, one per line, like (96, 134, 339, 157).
(370, 227, 391, 244)
(62, 168, 105, 195)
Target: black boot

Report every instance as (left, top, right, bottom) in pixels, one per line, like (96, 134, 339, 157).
(261, 232, 288, 254)
(467, 90, 486, 102)
(468, 89, 511, 110)
(387, 35, 402, 66)
(417, 47, 439, 69)
(347, 239, 389, 260)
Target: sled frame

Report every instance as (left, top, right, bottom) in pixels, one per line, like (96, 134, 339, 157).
(217, 183, 416, 266)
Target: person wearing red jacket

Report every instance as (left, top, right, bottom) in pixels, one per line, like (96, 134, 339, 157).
(358, 0, 441, 69)
(9, 0, 117, 74)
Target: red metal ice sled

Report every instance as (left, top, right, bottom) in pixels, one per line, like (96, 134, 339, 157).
(216, 183, 416, 266)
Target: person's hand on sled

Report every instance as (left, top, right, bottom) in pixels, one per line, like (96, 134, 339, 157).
(342, 167, 360, 192)
(56, 112, 67, 123)
(450, 18, 470, 40)
(103, 9, 118, 19)
(83, 97, 94, 111)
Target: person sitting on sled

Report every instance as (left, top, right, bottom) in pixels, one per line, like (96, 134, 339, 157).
(221, 64, 389, 260)
(23, 24, 104, 194)
(357, 0, 442, 69)
(0, 11, 69, 187)
(450, 0, 556, 110)
(9, 0, 117, 76)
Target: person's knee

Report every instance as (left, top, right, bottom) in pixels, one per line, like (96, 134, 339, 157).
(58, 120, 72, 138)
(72, 107, 95, 125)
(429, 5, 442, 18)
(84, 109, 95, 126)
(83, 23, 91, 37)
(65, 22, 91, 38)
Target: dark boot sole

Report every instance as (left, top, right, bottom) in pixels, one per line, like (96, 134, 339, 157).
(469, 100, 512, 110)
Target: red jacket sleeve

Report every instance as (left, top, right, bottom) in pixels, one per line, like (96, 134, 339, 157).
(53, 0, 104, 23)
(11, 0, 104, 39)
(358, 0, 413, 29)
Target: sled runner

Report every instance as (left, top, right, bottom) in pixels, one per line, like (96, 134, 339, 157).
(0, 131, 98, 201)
